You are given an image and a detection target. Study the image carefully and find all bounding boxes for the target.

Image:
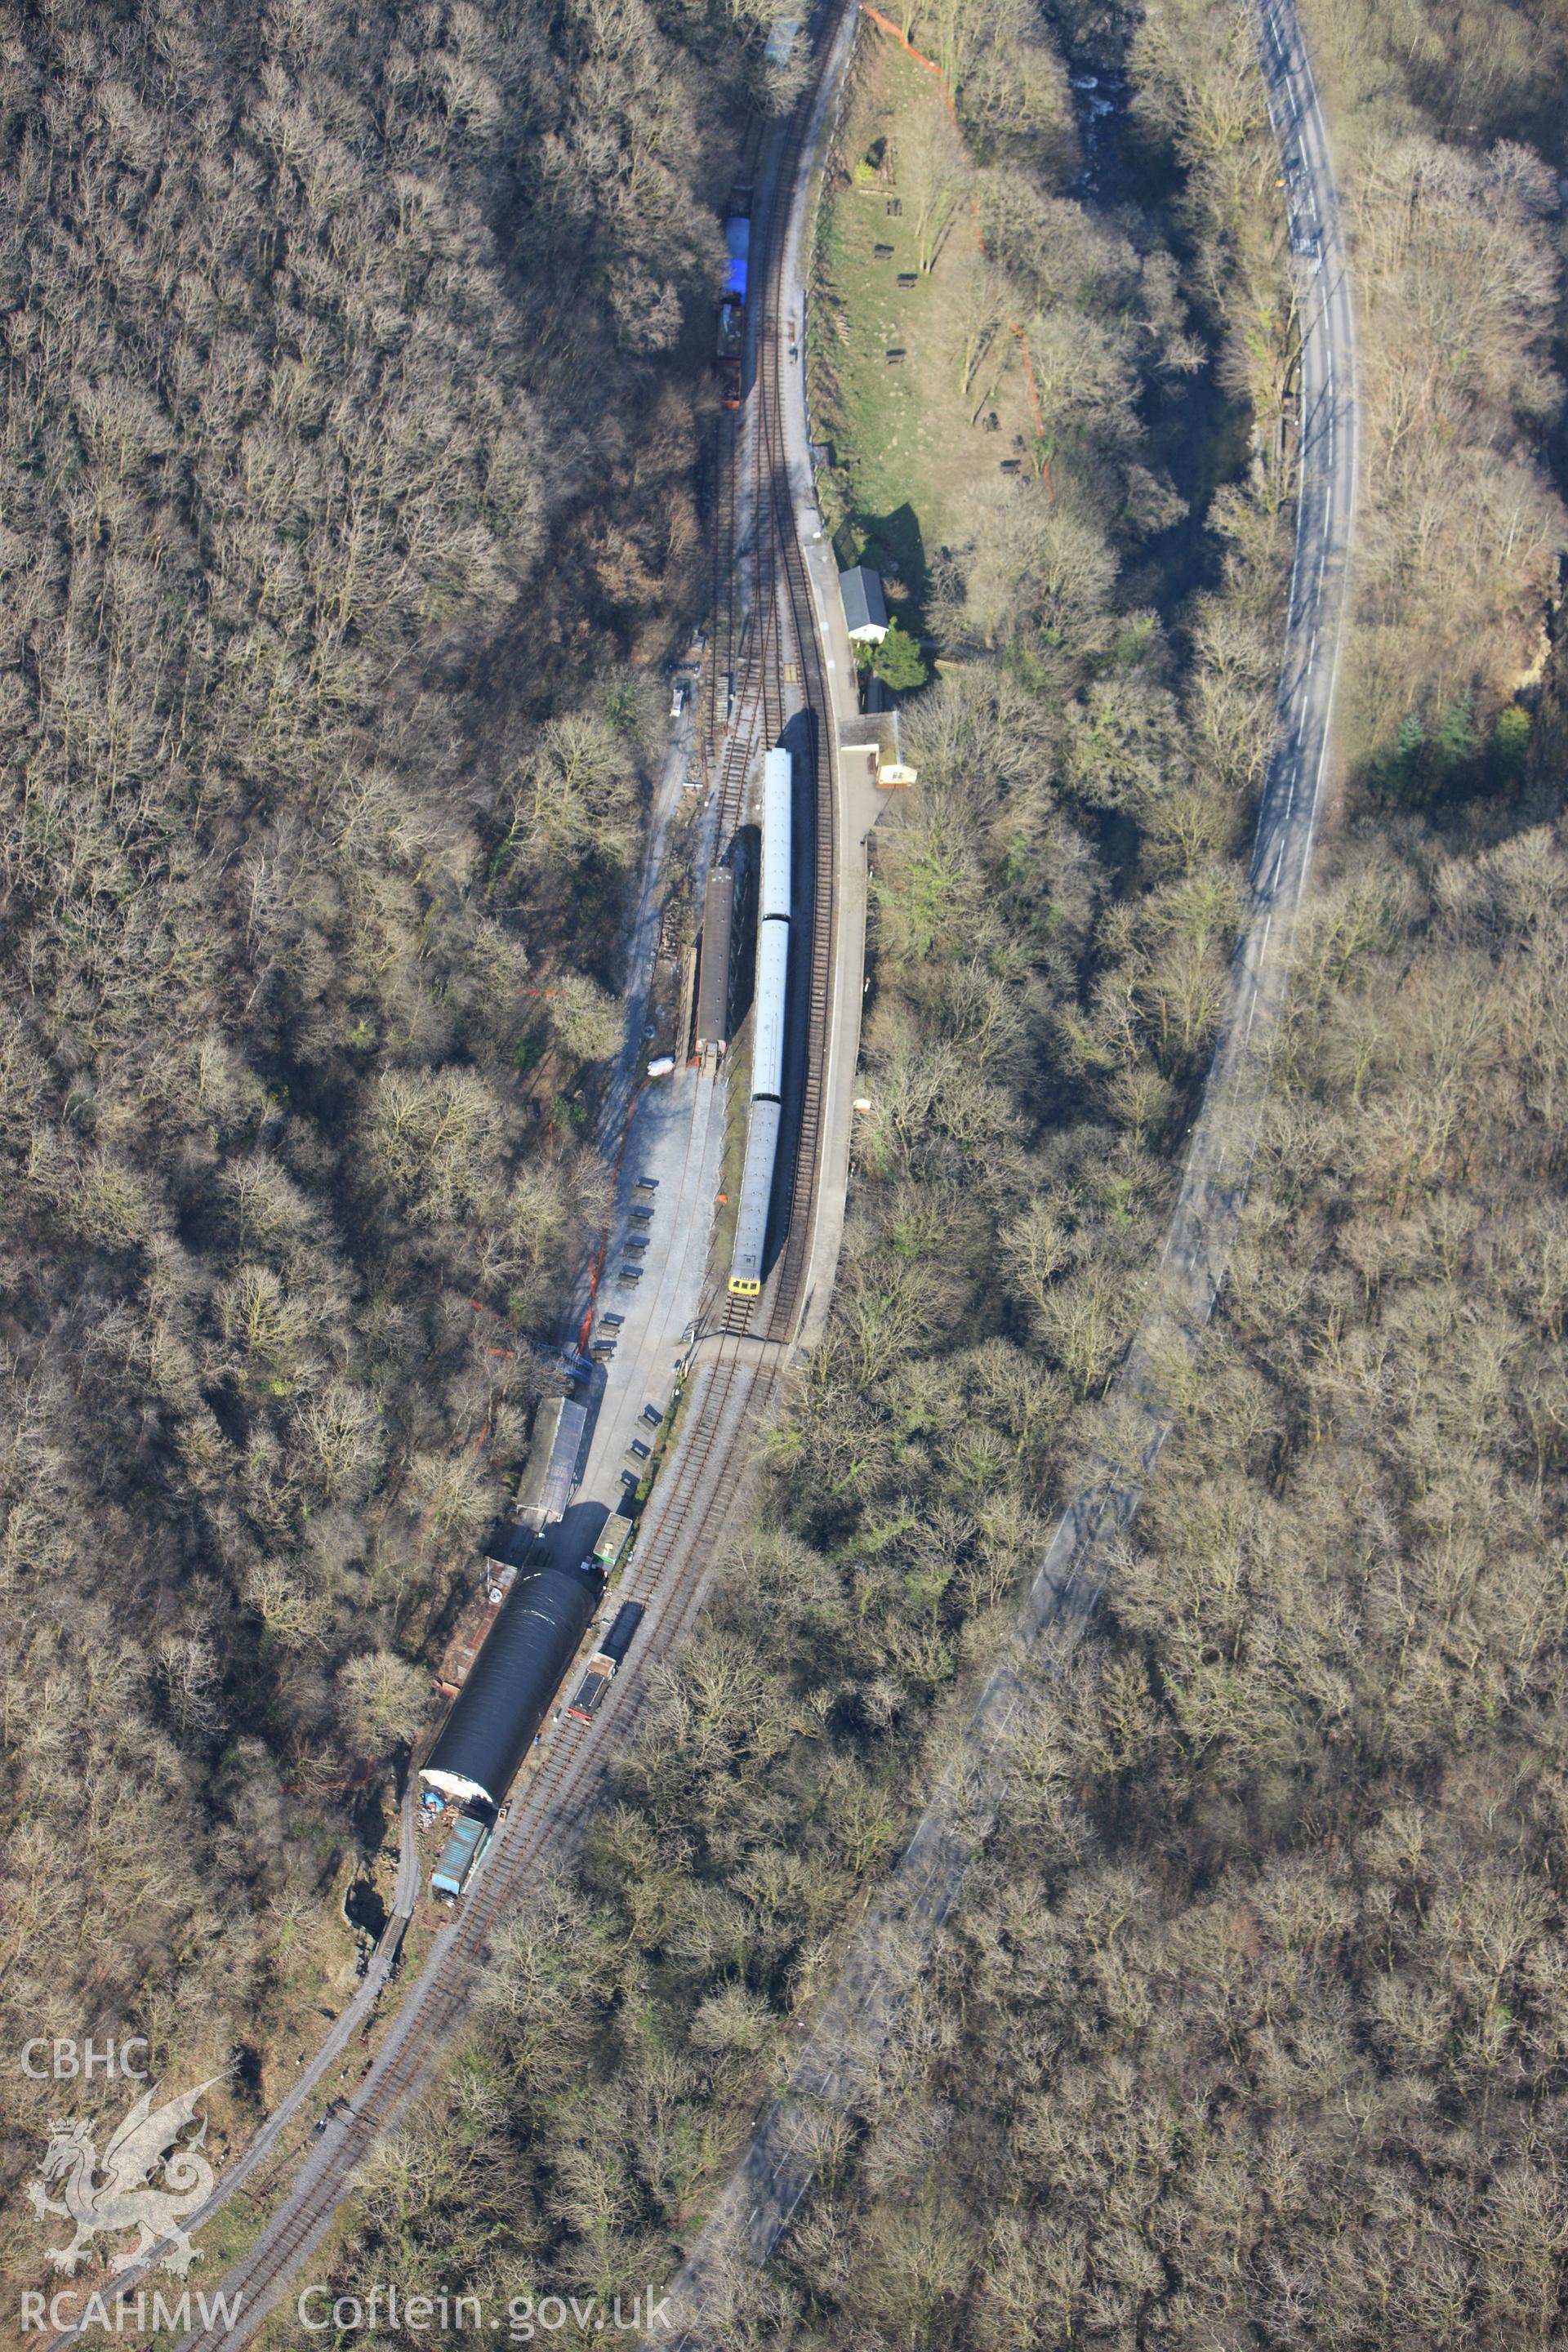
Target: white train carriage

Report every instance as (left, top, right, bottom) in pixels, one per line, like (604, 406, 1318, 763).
(729, 745, 795, 1298)
(728, 1098, 782, 1296)
(760, 748, 793, 924)
(751, 918, 788, 1102)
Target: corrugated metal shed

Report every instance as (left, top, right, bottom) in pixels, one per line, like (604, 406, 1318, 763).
(421, 1563, 601, 1806)
(539, 1399, 587, 1519)
(430, 1814, 489, 1898)
(695, 866, 734, 1054)
(514, 1396, 588, 1528)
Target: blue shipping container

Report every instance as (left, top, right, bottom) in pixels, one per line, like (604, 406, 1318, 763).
(431, 1812, 491, 1900)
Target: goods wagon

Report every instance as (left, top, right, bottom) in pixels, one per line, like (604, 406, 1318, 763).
(717, 215, 749, 408)
(564, 1601, 648, 1726)
(430, 1811, 491, 1903)
(695, 866, 734, 1058)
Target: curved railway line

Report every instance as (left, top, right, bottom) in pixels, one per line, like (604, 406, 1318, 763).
(137, 16, 858, 2352)
(748, 109, 836, 1345)
(710, 55, 839, 1346)
(651, 0, 1360, 2336)
(171, 1340, 782, 2352)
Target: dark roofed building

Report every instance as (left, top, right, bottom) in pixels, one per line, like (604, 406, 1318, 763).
(514, 1395, 588, 1531)
(840, 564, 889, 644)
(421, 1561, 601, 1807)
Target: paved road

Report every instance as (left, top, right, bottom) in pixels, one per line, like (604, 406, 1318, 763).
(559, 693, 729, 1524)
(648, 0, 1358, 2338)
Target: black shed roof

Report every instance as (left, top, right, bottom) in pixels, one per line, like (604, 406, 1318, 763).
(421, 1561, 601, 1806)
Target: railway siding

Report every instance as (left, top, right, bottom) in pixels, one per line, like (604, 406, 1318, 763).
(157, 13, 864, 2349)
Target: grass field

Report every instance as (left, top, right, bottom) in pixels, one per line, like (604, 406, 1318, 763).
(809, 36, 1038, 637)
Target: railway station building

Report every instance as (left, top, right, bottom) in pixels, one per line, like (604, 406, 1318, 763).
(839, 565, 889, 644)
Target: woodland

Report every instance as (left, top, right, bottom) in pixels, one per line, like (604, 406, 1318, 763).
(0, 0, 783, 2285)
(312, 0, 1568, 2344)
(764, 2, 1568, 2344)
(5, 0, 1567, 2341)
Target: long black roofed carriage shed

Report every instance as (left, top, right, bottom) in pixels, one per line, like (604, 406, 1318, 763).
(421, 1561, 601, 1808)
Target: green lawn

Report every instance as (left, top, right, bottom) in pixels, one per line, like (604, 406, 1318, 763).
(809, 38, 1036, 636)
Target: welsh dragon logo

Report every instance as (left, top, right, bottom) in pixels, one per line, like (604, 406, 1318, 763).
(27, 2078, 222, 2275)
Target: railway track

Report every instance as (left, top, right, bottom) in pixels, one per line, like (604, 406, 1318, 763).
(701, 56, 840, 1351)
(652, 0, 1361, 2334)
(172, 1339, 782, 2352)
(704, 414, 745, 805)
(703, 125, 765, 805)
(728, 68, 838, 1348)
(158, 19, 852, 2351)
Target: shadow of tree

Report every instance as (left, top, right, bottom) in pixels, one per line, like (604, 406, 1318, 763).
(838, 500, 929, 639)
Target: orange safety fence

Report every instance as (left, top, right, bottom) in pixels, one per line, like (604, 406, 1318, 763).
(858, 2, 956, 118)
(1013, 327, 1045, 448)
